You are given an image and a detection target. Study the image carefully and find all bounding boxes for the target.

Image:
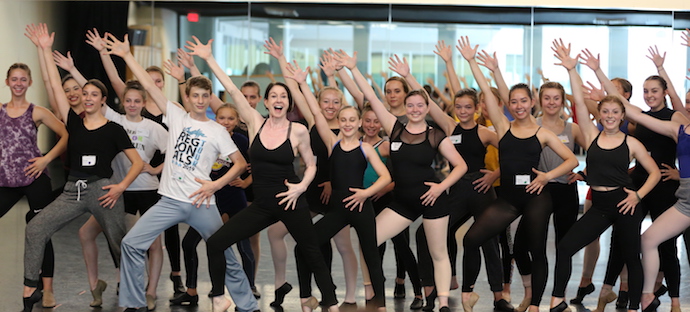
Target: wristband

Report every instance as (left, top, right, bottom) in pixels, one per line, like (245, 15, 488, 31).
(577, 170, 587, 182)
(635, 191, 642, 202)
(179, 80, 186, 85)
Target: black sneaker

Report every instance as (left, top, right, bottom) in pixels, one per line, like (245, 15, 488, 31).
(169, 293, 199, 306)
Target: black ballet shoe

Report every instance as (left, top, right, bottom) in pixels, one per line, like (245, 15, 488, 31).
(549, 302, 571, 312)
(642, 297, 660, 312)
(494, 298, 515, 312)
(23, 288, 42, 312)
(123, 308, 148, 312)
(569, 283, 595, 304)
(422, 289, 437, 312)
(654, 284, 667, 298)
(170, 273, 185, 296)
(615, 290, 629, 309)
(169, 292, 199, 306)
(394, 282, 406, 298)
(251, 286, 261, 299)
(439, 306, 451, 312)
(269, 282, 293, 307)
(410, 297, 424, 310)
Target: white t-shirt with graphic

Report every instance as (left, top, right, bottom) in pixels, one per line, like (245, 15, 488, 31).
(160, 101, 238, 203)
(106, 106, 168, 191)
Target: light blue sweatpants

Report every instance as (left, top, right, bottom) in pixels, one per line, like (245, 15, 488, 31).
(119, 196, 258, 311)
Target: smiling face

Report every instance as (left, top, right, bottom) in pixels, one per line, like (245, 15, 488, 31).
(540, 87, 563, 117)
(385, 79, 406, 109)
(598, 99, 625, 131)
(264, 84, 290, 118)
(185, 86, 211, 116)
(361, 109, 382, 138)
(241, 85, 261, 109)
(63, 78, 83, 107)
(454, 95, 477, 123)
(123, 89, 145, 118)
(405, 93, 429, 123)
(508, 88, 534, 120)
(643, 78, 667, 111)
(82, 84, 106, 114)
(319, 88, 343, 121)
(215, 106, 239, 133)
(337, 107, 361, 138)
(6, 68, 31, 98)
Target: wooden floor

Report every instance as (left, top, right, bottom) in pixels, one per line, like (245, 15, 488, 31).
(3, 197, 690, 312)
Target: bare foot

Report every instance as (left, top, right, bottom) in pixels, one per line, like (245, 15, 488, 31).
(212, 295, 232, 312)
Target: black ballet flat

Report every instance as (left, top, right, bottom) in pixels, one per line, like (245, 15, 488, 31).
(23, 288, 42, 312)
(422, 289, 437, 312)
(642, 297, 660, 312)
(569, 283, 595, 304)
(615, 290, 629, 309)
(170, 273, 185, 296)
(494, 298, 515, 312)
(410, 297, 424, 310)
(439, 306, 451, 312)
(549, 301, 571, 312)
(269, 282, 293, 307)
(394, 282, 406, 298)
(654, 285, 667, 298)
(169, 292, 199, 306)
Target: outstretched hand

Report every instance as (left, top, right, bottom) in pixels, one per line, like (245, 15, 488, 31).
(388, 54, 410, 77)
(646, 45, 666, 68)
(476, 50, 498, 71)
(85, 28, 106, 53)
(583, 81, 606, 102)
(24, 24, 40, 47)
(682, 28, 690, 47)
(319, 51, 339, 76)
(164, 59, 185, 82)
(103, 33, 131, 58)
(433, 40, 453, 62)
(53, 51, 76, 72)
(579, 49, 600, 71)
(284, 60, 310, 84)
(332, 49, 357, 70)
(184, 36, 213, 60)
(263, 37, 284, 59)
(34, 23, 54, 50)
(177, 48, 195, 69)
(551, 38, 578, 70)
(456, 36, 478, 61)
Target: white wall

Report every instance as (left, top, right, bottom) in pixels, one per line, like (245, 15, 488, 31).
(0, 0, 65, 151)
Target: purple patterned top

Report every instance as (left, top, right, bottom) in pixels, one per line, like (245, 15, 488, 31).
(0, 103, 43, 187)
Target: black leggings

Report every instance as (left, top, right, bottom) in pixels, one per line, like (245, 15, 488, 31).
(603, 179, 680, 298)
(417, 179, 502, 293)
(553, 188, 644, 310)
(463, 187, 551, 306)
(165, 225, 182, 272)
(297, 195, 385, 307)
(0, 175, 55, 278)
(546, 182, 579, 244)
(206, 188, 338, 306)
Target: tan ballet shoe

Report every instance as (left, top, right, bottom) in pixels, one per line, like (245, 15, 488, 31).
(462, 292, 480, 312)
(591, 289, 617, 312)
(146, 294, 157, 311)
(671, 306, 682, 312)
(42, 290, 56, 308)
(302, 296, 319, 310)
(515, 296, 531, 312)
(89, 279, 107, 307)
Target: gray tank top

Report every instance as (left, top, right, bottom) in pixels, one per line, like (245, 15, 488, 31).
(536, 117, 574, 184)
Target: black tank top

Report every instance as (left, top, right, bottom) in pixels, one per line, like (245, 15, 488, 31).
(389, 121, 444, 189)
(330, 141, 367, 191)
(450, 124, 486, 173)
(586, 132, 633, 188)
(310, 127, 340, 184)
(249, 120, 299, 188)
(499, 125, 542, 187)
(631, 107, 677, 183)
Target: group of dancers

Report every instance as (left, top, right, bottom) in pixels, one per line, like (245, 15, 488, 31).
(4, 21, 690, 312)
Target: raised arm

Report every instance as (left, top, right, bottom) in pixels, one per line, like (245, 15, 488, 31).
(52, 51, 87, 87)
(86, 29, 125, 101)
(553, 39, 598, 145)
(184, 36, 263, 134)
(104, 33, 172, 115)
(284, 61, 338, 150)
(24, 24, 57, 117)
(319, 52, 338, 88)
(34, 24, 70, 123)
(434, 40, 461, 95)
(335, 57, 365, 109)
(582, 81, 606, 119)
(163, 58, 190, 111)
(476, 50, 509, 104)
(334, 50, 396, 134)
(457, 36, 510, 136)
(647, 45, 688, 119)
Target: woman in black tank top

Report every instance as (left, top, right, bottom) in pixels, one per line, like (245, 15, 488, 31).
(285, 63, 393, 310)
(341, 49, 468, 312)
(196, 39, 342, 311)
(548, 40, 660, 312)
(457, 37, 578, 312)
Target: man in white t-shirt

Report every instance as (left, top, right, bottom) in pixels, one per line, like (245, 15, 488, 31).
(109, 34, 258, 312)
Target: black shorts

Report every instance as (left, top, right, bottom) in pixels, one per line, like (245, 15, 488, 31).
(123, 190, 160, 215)
(388, 188, 450, 221)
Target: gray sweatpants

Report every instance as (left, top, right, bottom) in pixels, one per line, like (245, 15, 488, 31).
(24, 177, 126, 286)
(119, 196, 258, 311)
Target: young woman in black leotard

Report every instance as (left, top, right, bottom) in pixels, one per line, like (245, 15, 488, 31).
(457, 37, 578, 312)
(284, 61, 392, 311)
(185, 37, 341, 312)
(548, 39, 660, 312)
(337, 49, 468, 312)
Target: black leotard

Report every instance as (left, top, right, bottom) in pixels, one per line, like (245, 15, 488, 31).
(450, 124, 486, 173)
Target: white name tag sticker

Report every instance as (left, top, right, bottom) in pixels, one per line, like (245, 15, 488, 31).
(82, 155, 96, 167)
(557, 134, 570, 144)
(391, 142, 402, 151)
(136, 129, 150, 137)
(449, 134, 462, 144)
(515, 174, 531, 185)
(172, 171, 184, 182)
